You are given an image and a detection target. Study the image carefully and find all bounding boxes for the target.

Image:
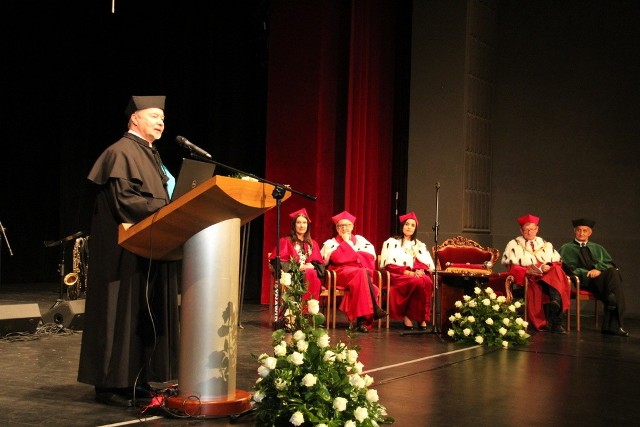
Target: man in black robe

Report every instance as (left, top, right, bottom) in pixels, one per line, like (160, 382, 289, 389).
(559, 218, 629, 337)
(77, 96, 180, 406)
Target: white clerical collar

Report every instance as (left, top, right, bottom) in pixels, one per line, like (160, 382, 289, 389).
(128, 130, 153, 147)
(575, 239, 588, 246)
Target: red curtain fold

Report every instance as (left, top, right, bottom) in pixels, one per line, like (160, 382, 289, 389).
(261, 0, 398, 304)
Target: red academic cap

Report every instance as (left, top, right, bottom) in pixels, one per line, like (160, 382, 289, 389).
(289, 208, 311, 222)
(517, 214, 540, 226)
(332, 210, 356, 224)
(125, 95, 166, 116)
(399, 211, 419, 226)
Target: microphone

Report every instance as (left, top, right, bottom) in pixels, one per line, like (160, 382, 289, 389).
(176, 135, 212, 159)
(435, 182, 441, 189)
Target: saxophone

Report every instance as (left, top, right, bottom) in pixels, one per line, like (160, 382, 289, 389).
(64, 237, 89, 299)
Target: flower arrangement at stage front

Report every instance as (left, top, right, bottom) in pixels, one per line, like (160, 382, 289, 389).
(447, 286, 531, 348)
(251, 260, 394, 426)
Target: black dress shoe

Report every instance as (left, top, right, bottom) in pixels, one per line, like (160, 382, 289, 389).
(403, 324, 414, 331)
(373, 307, 388, 320)
(95, 391, 132, 407)
(550, 324, 567, 335)
(603, 328, 630, 337)
(356, 324, 369, 333)
(419, 323, 431, 332)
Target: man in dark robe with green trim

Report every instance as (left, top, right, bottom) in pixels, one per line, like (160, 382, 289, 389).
(77, 95, 180, 406)
(559, 219, 629, 337)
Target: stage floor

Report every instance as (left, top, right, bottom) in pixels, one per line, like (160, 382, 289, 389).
(1, 282, 639, 426)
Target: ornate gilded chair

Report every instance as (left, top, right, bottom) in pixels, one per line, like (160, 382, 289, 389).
(432, 236, 510, 331)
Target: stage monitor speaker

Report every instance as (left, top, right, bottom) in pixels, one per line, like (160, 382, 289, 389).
(42, 300, 85, 330)
(0, 303, 42, 336)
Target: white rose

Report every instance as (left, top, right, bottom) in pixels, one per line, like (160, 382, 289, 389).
(474, 287, 481, 294)
(502, 318, 510, 326)
(499, 327, 507, 335)
(485, 287, 493, 294)
(354, 407, 369, 422)
(317, 333, 330, 348)
(293, 330, 306, 341)
(275, 378, 287, 390)
(366, 389, 379, 402)
(257, 365, 270, 378)
(463, 295, 471, 301)
(288, 351, 304, 365)
(333, 396, 348, 412)
(302, 373, 317, 387)
(492, 304, 500, 311)
(454, 300, 463, 308)
(482, 298, 491, 306)
(347, 349, 359, 364)
(475, 335, 484, 344)
(485, 318, 494, 325)
(469, 300, 477, 308)
(509, 305, 516, 312)
(463, 328, 471, 336)
(323, 350, 336, 363)
(274, 342, 287, 357)
(364, 374, 374, 387)
(467, 316, 475, 323)
(354, 361, 364, 374)
(447, 329, 455, 337)
(289, 410, 304, 426)
(514, 301, 522, 308)
(252, 390, 265, 403)
(497, 295, 506, 303)
(345, 421, 356, 427)
(262, 356, 277, 370)
(307, 299, 320, 314)
(502, 341, 509, 348)
(280, 272, 291, 286)
(297, 339, 309, 352)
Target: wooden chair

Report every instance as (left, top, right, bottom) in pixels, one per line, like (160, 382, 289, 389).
(327, 268, 383, 329)
(567, 274, 599, 332)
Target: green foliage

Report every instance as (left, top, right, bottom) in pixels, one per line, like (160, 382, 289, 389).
(251, 260, 394, 426)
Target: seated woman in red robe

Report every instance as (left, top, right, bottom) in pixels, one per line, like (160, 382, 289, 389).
(379, 212, 435, 331)
(501, 214, 570, 334)
(269, 208, 325, 302)
(321, 210, 387, 333)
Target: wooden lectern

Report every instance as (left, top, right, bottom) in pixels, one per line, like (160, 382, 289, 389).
(119, 175, 289, 416)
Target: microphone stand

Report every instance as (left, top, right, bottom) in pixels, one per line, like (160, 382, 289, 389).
(0, 220, 14, 290)
(431, 182, 442, 336)
(43, 231, 84, 308)
(185, 152, 316, 330)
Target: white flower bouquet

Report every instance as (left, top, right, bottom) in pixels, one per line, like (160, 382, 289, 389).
(251, 260, 394, 426)
(447, 286, 531, 348)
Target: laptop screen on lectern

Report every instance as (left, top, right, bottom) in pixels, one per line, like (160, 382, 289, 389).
(170, 158, 216, 202)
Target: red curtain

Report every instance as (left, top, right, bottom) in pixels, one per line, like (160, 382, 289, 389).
(261, 0, 399, 304)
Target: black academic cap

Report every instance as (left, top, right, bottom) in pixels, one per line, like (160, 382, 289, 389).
(124, 95, 166, 116)
(572, 218, 595, 228)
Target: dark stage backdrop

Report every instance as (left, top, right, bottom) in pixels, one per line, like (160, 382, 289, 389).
(1, 1, 271, 299)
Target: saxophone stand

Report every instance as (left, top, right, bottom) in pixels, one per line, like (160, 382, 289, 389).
(0, 220, 15, 290)
(43, 231, 84, 309)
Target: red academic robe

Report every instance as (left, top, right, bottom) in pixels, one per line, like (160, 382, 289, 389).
(325, 236, 378, 323)
(270, 237, 324, 302)
(385, 260, 433, 322)
(508, 263, 570, 330)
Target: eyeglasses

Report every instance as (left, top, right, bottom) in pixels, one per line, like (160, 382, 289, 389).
(336, 223, 352, 228)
